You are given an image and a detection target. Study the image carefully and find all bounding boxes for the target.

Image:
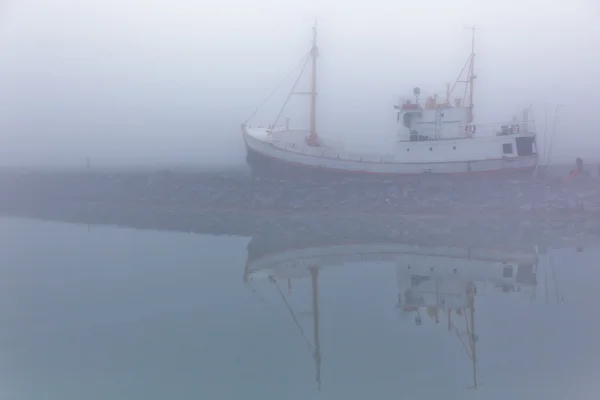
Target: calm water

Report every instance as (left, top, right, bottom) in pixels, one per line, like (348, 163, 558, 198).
(1, 216, 600, 399)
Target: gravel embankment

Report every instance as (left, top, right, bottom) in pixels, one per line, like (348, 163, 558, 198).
(0, 168, 598, 250)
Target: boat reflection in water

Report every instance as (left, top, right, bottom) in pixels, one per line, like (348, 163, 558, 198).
(243, 239, 544, 391)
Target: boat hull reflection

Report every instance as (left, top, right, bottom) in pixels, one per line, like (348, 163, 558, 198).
(245, 242, 537, 282)
(244, 238, 539, 390)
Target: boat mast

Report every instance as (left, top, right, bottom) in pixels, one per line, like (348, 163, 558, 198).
(448, 26, 478, 121)
(467, 26, 476, 123)
(469, 291, 477, 389)
(308, 22, 319, 146)
(310, 266, 322, 390)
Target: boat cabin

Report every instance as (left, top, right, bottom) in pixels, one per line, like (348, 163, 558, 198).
(395, 95, 472, 142)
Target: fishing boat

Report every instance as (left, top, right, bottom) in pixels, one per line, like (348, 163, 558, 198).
(241, 24, 538, 177)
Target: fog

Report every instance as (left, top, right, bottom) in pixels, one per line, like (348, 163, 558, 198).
(0, 0, 598, 168)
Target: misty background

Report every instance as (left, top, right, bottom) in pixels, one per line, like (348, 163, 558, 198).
(0, 0, 597, 169)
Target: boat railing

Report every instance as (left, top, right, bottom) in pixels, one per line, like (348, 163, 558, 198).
(254, 124, 288, 132)
(266, 117, 535, 163)
(398, 119, 534, 142)
(272, 141, 398, 163)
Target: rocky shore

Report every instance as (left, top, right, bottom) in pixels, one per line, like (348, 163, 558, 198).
(1, 199, 598, 252)
(0, 167, 598, 217)
(0, 167, 599, 251)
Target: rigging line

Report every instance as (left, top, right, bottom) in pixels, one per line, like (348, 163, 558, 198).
(244, 50, 312, 125)
(546, 104, 562, 167)
(544, 253, 549, 304)
(247, 283, 301, 329)
(271, 53, 312, 129)
(449, 54, 472, 98)
(247, 282, 281, 316)
(462, 61, 471, 109)
(247, 282, 316, 339)
(275, 280, 314, 351)
(464, 310, 475, 359)
(542, 102, 549, 164)
(442, 309, 473, 360)
(454, 317, 473, 361)
(550, 253, 560, 304)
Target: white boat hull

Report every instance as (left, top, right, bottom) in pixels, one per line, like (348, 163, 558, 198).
(243, 126, 538, 176)
(245, 242, 537, 280)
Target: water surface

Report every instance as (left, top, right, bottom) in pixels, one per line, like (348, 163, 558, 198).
(1, 217, 598, 399)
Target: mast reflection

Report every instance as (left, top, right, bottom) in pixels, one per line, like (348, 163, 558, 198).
(244, 238, 543, 391)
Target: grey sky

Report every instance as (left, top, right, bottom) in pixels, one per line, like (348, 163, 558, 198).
(0, 0, 597, 167)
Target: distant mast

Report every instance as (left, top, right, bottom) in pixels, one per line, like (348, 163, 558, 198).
(308, 21, 319, 147)
(448, 26, 477, 124)
(467, 26, 476, 123)
(311, 266, 322, 390)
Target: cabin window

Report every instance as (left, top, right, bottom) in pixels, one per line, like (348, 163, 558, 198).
(406, 148, 410, 152)
(515, 136, 535, 156)
(503, 143, 513, 154)
(429, 147, 432, 151)
(453, 146, 456, 150)
(503, 266, 514, 278)
(403, 113, 412, 128)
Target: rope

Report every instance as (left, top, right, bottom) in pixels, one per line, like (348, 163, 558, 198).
(464, 311, 474, 357)
(462, 63, 470, 110)
(550, 253, 561, 304)
(244, 50, 312, 125)
(271, 53, 311, 129)
(248, 283, 280, 315)
(247, 282, 319, 344)
(276, 281, 314, 351)
(449, 55, 471, 100)
(443, 308, 473, 360)
(546, 105, 562, 167)
(456, 318, 473, 360)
